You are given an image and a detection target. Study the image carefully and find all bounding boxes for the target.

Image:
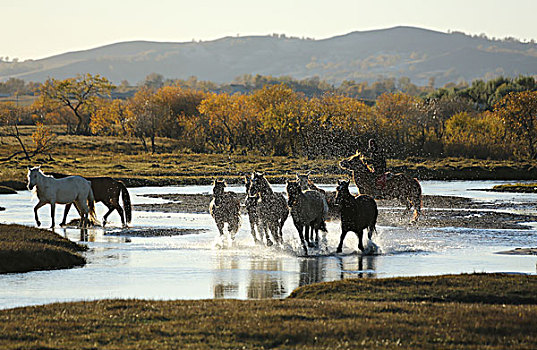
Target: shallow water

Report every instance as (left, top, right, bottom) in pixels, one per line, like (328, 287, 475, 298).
(0, 180, 536, 310)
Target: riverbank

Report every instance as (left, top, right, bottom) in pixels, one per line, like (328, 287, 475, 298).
(0, 224, 87, 273)
(0, 273, 535, 349)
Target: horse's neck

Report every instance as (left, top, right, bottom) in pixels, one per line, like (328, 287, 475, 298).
(259, 185, 274, 199)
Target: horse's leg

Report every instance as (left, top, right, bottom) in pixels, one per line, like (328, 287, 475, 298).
(307, 226, 315, 248)
(336, 229, 348, 253)
(77, 199, 89, 228)
(356, 230, 365, 252)
(248, 215, 260, 244)
(263, 222, 274, 246)
(296, 224, 308, 256)
(60, 203, 72, 227)
(216, 221, 225, 236)
(50, 202, 56, 228)
(102, 201, 115, 227)
(229, 216, 240, 240)
(34, 200, 47, 227)
(110, 198, 126, 227)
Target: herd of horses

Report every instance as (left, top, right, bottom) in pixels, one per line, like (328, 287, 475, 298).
(26, 150, 422, 256)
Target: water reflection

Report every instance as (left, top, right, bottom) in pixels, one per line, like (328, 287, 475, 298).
(336, 255, 377, 279)
(299, 258, 325, 286)
(247, 260, 286, 299)
(213, 254, 240, 299)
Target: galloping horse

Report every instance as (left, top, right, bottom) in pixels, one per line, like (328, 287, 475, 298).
(209, 180, 241, 239)
(339, 151, 422, 221)
(27, 167, 97, 228)
(248, 173, 289, 246)
(296, 172, 338, 220)
(49, 173, 132, 227)
(335, 179, 378, 253)
(244, 175, 262, 244)
(286, 180, 328, 255)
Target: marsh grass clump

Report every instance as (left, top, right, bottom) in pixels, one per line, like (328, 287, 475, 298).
(0, 224, 86, 273)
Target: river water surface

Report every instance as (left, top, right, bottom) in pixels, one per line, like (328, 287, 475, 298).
(0, 180, 536, 309)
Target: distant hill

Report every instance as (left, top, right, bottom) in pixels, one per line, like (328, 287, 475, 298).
(1, 26, 536, 86)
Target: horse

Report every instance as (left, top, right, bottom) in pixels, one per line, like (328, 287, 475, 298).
(49, 173, 132, 227)
(335, 179, 378, 254)
(209, 180, 241, 239)
(339, 150, 422, 222)
(248, 173, 289, 246)
(244, 175, 262, 244)
(286, 180, 329, 256)
(27, 166, 97, 228)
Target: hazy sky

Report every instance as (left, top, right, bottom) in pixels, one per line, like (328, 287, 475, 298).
(2, 0, 537, 60)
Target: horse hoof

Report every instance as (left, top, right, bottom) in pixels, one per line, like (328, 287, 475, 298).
(336, 248, 342, 254)
(266, 240, 274, 247)
(36, 222, 41, 227)
(102, 221, 107, 227)
(308, 242, 315, 248)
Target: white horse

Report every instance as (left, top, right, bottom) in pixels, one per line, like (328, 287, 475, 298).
(27, 166, 97, 228)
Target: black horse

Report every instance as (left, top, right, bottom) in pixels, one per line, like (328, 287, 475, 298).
(335, 180, 378, 254)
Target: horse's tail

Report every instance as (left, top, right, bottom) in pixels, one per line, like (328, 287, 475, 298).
(371, 204, 379, 236)
(87, 187, 99, 225)
(118, 181, 132, 224)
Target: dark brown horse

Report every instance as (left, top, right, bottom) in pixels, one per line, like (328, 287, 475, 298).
(209, 180, 241, 239)
(49, 173, 132, 227)
(339, 151, 422, 221)
(335, 179, 377, 253)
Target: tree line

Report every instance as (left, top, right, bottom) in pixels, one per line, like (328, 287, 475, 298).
(1, 73, 537, 160)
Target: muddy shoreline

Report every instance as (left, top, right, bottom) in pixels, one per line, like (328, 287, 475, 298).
(134, 193, 537, 231)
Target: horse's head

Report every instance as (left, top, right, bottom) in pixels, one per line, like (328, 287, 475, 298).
(286, 180, 302, 207)
(212, 179, 226, 197)
(249, 172, 266, 196)
(295, 172, 310, 190)
(27, 166, 41, 191)
(335, 179, 351, 206)
(339, 151, 370, 174)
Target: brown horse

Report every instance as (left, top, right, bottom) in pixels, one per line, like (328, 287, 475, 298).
(209, 180, 241, 239)
(335, 179, 377, 253)
(339, 151, 422, 221)
(49, 173, 132, 227)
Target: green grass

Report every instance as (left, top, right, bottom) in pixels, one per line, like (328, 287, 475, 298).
(0, 274, 536, 349)
(0, 224, 87, 273)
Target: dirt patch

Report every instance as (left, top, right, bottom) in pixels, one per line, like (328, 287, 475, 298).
(104, 227, 205, 237)
(134, 193, 537, 230)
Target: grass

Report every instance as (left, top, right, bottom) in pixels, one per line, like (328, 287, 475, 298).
(492, 183, 537, 193)
(0, 223, 87, 273)
(2, 126, 537, 189)
(0, 273, 536, 349)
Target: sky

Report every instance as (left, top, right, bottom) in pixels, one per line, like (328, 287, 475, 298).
(2, 0, 537, 60)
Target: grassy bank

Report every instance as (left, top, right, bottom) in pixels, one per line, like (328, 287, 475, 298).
(491, 182, 537, 193)
(0, 224, 87, 273)
(2, 126, 537, 189)
(0, 273, 535, 349)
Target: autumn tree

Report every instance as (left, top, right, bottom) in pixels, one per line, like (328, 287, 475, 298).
(90, 98, 132, 136)
(36, 74, 114, 135)
(494, 90, 537, 159)
(198, 93, 256, 152)
(251, 84, 304, 156)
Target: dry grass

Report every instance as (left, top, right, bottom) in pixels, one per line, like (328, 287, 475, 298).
(1, 126, 537, 190)
(0, 224, 86, 273)
(0, 274, 536, 349)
